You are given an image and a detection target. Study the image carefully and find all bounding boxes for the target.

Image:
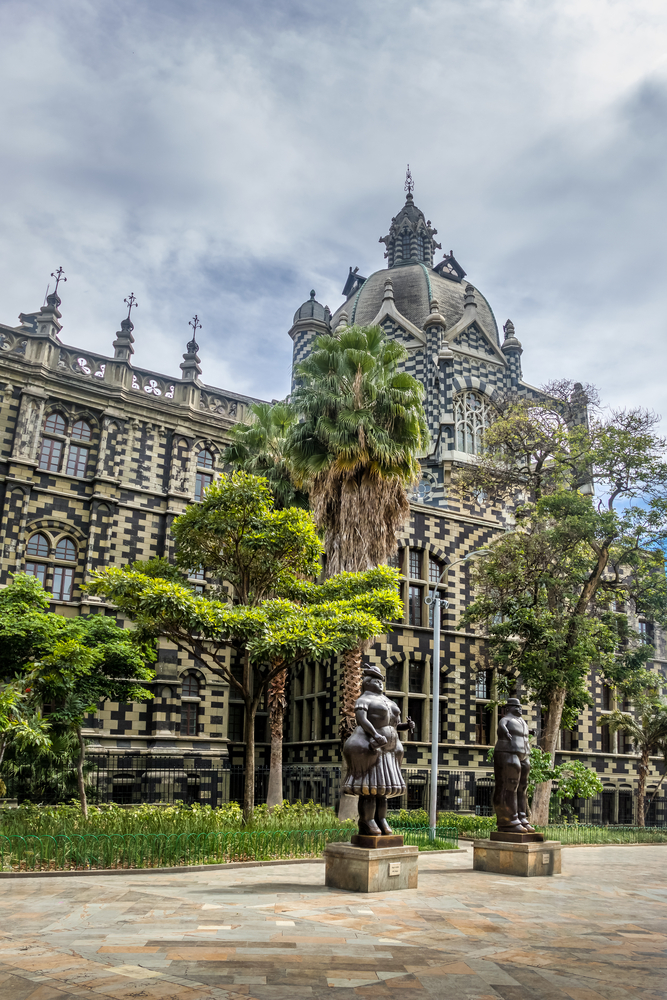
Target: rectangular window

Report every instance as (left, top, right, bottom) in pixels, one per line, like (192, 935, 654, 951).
(475, 703, 492, 745)
(66, 445, 89, 477)
(51, 566, 74, 601)
(618, 731, 631, 754)
(25, 562, 47, 585)
(195, 471, 213, 501)
(408, 660, 424, 693)
(440, 704, 449, 742)
(408, 585, 422, 626)
(600, 723, 611, 753)
(38, 438, 63, 472)
(407, 698, 422, 741)
(387, 549, 401, 569)
(602, 684, 612, 711)
(254, 714, 266, 743)
(475, 670, 492, 699)
(227, 703, 244, 742)
(385, 662, 403, 691)
(409, 550, 421, 579)
(561, 729, 577, 751)
(180, 702, 198, 736)
(428, 558, 441, 583)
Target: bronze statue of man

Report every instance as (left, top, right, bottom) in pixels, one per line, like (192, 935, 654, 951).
(493, 697, 537, 833)
(342, 664, 415, 836)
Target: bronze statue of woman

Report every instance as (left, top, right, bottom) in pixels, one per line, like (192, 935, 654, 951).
(342, 664, 415, 836)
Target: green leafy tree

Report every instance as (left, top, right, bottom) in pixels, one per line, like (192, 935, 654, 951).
(599, 698, 667, 826)
(461, 385, 667, 824)
(0, 677, 51, 777)
(0, 574, 154, 817)
(88, 472, 402, 818)
(223, 401, 309, 510)
(287, 325, 427, 809)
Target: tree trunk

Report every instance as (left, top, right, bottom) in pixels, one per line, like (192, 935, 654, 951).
(338, 644, 364, 822)
(0, 736, 7, 770)
(243, 697, 257, 822)
(75, 726, 88, 820)
(637, 749, 649, 828)
(530, 686, 567, 826)
(266, 666, 287, 811)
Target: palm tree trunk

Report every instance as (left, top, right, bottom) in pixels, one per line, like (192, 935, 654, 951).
(637, 748, 649, 827)
(266, 666, 287, 810)
(530, 687, 567, 826)
(75, 726, 88, 820)
(338, 645, 364, 822)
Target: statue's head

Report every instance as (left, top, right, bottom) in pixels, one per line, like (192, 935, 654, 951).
(361, 664, 384, 693)
(505, 697, 523, 716)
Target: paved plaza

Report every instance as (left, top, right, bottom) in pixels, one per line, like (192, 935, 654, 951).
(0, 844, 666, 1000)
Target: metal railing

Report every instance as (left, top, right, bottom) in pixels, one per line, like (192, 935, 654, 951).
(0, 826, 459, 872)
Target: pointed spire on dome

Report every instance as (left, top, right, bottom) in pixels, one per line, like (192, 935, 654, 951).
(379, 170, 441, 268)
(181, 315, 203, 381)
(463, 283, 477, 311)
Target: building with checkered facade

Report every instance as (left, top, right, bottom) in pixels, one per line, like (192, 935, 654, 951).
(1, 188, 664, 823)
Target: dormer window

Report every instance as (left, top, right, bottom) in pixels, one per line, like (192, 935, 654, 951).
(454, 391, 493, 455)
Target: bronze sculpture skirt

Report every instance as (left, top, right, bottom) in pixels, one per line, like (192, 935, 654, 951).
(343, 726, 407, 797)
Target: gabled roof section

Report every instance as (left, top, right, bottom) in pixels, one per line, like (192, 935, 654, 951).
(445, 284, 506, 365)
(368, 275, 426, 346)
(342, 266, 367, 299)
(433, 251, 467, 283)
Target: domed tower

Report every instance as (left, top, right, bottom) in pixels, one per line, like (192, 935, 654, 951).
(288, 290, 330, 391)
(288, 175, 535, 505)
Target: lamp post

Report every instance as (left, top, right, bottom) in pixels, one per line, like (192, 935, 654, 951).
(425, 547, 491, 838)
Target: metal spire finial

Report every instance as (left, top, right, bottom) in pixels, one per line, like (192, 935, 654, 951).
(50, 266, 67, 294)
(124, 293, 138, 321)
(404, 164, 414, 196)
(187, 314, 201, 353)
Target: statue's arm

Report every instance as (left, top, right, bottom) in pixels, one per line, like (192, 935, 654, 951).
(497, 715, 511, 740)
(355, 706, 387, 747)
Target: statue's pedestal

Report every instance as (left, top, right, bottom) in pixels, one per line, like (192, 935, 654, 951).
(324, 840, 418, 893)
(473, 838, 561, 877)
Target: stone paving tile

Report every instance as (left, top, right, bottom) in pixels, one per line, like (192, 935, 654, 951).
(1, 844, 666, 998)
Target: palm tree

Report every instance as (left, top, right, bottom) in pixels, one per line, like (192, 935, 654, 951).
(223, 401, 309, 510)
(288, 324, 428, 815)
(601, 700, 667, 826)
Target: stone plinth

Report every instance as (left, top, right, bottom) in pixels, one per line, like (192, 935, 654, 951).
(473, 838, 561, 877)
(324, 842, 418, 893)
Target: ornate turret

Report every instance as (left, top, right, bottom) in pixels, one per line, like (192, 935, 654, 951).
(501, 319, 523, 386)
(379, 167, 442, 268)
(18, 267, 66, 341)
(288, 290, 331, 391)
(113, 294, 137, 362)
(180, 315, 203, 381)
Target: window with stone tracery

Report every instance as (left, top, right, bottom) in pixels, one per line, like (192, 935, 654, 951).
(454, 391, 493, 455)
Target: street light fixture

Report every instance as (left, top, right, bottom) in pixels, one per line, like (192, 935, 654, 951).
(424, 547, 491, 838)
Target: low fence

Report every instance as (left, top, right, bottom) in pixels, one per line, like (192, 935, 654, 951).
(0, 826, 459, 872)
(4, 756, 665, 827)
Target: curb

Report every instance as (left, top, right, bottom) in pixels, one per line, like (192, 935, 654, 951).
(0, 847, 464, 879)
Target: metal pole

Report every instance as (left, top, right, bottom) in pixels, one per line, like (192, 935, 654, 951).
(429, 597, 441, 839)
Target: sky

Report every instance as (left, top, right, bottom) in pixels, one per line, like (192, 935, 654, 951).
(0, 0, 666, 417)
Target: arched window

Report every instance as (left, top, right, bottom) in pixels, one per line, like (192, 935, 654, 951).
(72, 420, 92, 441)
(55, 537, 77, 561)
(44, 413, 66, 435)
(27, 533, 49, 558)
(181, 675, 201, 736)
(25, 533, 77, 600)
(454, 391, 492, 454)
(195, 449, 214, 501)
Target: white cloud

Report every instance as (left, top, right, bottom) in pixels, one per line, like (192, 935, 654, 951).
(0, 0, 665, 413)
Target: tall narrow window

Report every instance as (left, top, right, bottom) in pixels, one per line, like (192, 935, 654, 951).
(417, 233, 425, 260)
(66, 444, 89, 477)
(408, 585, 422, 627)
(25, 562, 47, 585)
(181, 675, 200, 736)
(409, 550, 421, 579)
(402, 231, 411, 260)
(454, 391, 492, 455)
(408, 660, 424, 693)
(385, 662, 403, 691)
(195, 449, 214, 501)
(38, 437, 63, 472)
(476, 704, 492, 745)
(52, 566, 74, 601)
(428, 556, 443, 584)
